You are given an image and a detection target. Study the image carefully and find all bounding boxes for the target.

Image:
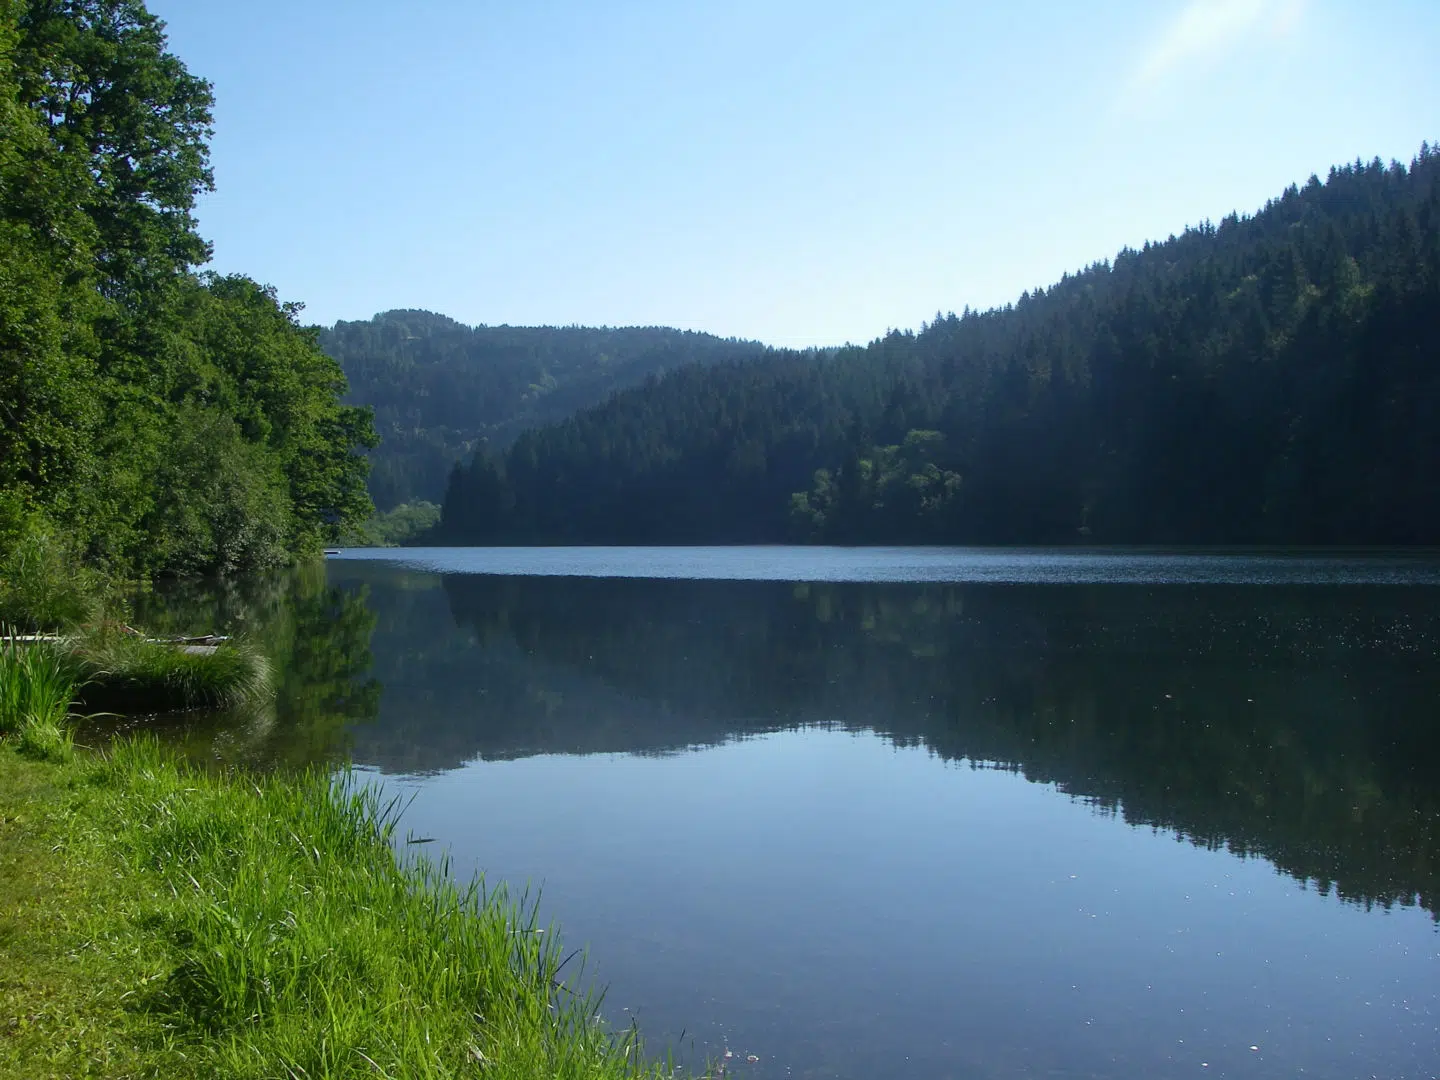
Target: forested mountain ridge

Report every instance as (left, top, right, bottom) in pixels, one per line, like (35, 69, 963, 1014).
(441, 148, 1440, 545)
(0, 0, 374, 579)
(320, 311, 775, 509)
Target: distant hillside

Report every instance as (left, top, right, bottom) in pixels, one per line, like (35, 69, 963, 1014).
(440, 147, 1440, 546)
(320, 312, 770, 509)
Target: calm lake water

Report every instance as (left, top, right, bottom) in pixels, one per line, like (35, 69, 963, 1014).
(138, 548, 1440, 1079)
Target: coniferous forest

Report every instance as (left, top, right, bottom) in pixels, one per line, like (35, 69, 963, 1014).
(0, 0, 374, 578)
(436, 149, 1440, 546)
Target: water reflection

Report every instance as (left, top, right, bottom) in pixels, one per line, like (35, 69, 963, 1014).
(116, 563, 382, 766)
(118, 557, 1440, 1077)
(329, 569, 1440, 919)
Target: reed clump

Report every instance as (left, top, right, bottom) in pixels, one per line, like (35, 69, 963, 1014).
(0, 635, 78, 761)
(65, 628, 271, 713)
(2, 626, 270, 720)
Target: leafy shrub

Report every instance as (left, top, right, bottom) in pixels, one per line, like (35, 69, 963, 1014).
(0, 529, 108, 631)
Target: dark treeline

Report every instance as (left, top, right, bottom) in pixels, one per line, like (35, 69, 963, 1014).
(319, 567, 1440, 918)
(320, 311, 776, 509)
(0, 0, 374, 578)
(442, 148, 1440, 545)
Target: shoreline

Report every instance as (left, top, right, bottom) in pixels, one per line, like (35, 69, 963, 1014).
(0, 737, 668, 1079)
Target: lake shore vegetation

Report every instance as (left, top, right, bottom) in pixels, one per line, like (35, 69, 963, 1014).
(1, 0, 375, 581)
(63, 629, 271, 714)
(0, 735, 666, 1080)
(2, 606, 666, 1079)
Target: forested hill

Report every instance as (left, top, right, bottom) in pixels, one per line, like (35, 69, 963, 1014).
(441, 148, 1440, 546)
(320, 312, 772, 509)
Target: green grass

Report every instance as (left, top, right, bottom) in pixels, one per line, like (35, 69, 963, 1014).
(4, 627, 268, 722)
(0, 739, 671, 1080)
(64, 630, 271, 714)
(0, 749, 166, 1078)
(1, 558, 674, 1078)
(14, 717, 75, 764)
(0, 636, 79, 762)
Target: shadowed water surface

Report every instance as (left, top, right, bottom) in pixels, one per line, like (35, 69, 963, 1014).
(142, 549, 1440, 1079)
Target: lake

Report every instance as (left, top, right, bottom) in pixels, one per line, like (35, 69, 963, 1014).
(137, 548, 1440, 1079)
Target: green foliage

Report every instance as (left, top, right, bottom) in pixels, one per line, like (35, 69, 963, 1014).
(145, 404, 293, 575)
(323, 311, 771, 509)
(441, 146, 1440, 546)
(134, 275, 378, 571)
(0, 1, 375, 578)
(2, 617, 270, 730)
(0, 527, 108, 630)
(0, 637, 69, 734)
(11, 0, 215, 295)
(791, 430, 961, 541)
(340, 499, 442, 547)
(14, 712, 73, 761)
(0, 5, 105, 535)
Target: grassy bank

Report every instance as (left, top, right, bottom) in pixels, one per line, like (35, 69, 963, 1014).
(1, 606, 669, 1078)
(0, 738, 665, 1079)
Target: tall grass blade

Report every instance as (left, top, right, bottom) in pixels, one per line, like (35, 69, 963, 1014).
(1, 630, 81, 760)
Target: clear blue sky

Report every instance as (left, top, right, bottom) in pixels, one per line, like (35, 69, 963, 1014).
(155, 0, 1439, 346)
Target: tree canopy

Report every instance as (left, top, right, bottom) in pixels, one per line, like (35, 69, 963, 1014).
(0, 0, 374, 577)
